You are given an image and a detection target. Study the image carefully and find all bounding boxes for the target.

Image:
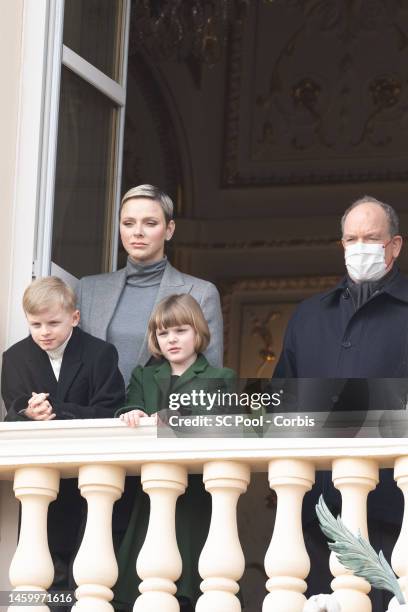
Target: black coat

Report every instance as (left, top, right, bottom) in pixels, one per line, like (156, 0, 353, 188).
(275, 270, 408, 378)
(1, 327, 126, 579)
(273, 270, 406, 601)
(2, 327, 125, 421)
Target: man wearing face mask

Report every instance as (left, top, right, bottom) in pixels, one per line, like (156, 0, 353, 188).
(274, 195, 406, 378)
(272, 196, 406, 611)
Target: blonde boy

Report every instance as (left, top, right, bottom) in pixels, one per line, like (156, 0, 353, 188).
(2, 276, 125, 421)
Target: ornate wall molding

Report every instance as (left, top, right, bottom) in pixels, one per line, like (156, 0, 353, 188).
(173, 236, 340, 250)
(221, 275, 341, 295)
(221, 275, 340, 375)
(223, 1, 408, 187)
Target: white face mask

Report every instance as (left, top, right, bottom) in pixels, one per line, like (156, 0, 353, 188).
(344, 242, 388, 282)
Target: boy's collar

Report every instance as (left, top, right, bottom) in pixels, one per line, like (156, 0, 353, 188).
(45, 330, 73, 359)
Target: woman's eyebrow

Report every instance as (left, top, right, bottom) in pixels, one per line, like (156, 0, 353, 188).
(122, 216, 160, 221)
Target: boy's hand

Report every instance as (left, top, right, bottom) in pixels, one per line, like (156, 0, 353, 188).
(28, 392, 48, 406)
(25, 392, 56, 420)
(119, 409, 151, 428)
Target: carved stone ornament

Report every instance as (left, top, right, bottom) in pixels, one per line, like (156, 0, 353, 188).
(303, 594, 341, 612)
(317, 496, 407, 608)
(223, 0, 408, 186)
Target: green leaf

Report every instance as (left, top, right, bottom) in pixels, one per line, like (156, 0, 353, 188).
(316, 496, 406, 605)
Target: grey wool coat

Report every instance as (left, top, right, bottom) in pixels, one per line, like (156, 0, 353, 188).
(76, 261, 224, 368)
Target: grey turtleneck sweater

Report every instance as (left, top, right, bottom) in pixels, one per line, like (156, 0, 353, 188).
(107, 257, 166, 385)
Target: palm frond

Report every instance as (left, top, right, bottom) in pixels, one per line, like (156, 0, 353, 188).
(316, 496, 405, 605)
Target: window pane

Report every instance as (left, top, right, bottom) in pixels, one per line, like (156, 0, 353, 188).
(52, 67, 117, 278)
(63, 0, 124, 81)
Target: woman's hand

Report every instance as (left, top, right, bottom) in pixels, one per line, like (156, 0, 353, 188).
(119, 409, 149, 428)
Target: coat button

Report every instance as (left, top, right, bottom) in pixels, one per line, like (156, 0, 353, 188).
(341, 340, 352, 348)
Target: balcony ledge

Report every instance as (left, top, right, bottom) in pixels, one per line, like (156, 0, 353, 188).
(0, 419, 405, 478)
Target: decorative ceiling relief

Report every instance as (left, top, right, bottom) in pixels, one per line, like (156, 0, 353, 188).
(223, 0, 408, 186)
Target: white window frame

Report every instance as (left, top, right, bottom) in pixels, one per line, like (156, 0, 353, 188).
(6, 0, 130, 346)
(35, 0, 131, 279)
(6, 0, 62, 346)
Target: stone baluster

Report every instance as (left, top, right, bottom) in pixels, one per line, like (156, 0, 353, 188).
(391, 456, 408, 606)
(8, 467, 60, 612)
(73, 464, 125, 611)
(196, 460, 250, 612)
(134, 462, 187, 612)
(263, 458, 315, 612)
(330, 457, 378, 612)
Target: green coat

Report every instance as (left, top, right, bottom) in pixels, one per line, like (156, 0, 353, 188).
(113, 355, 236, 609)
(116, 353, 236, 417)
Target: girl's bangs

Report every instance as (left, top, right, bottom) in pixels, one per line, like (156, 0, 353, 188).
(154, 302, 194, 331)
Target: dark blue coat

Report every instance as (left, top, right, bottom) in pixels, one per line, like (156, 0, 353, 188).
(274, 271, 407, 598)
(275, 270, 408, 378)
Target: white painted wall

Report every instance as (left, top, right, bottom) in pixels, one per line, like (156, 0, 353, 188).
(0, 0, 24, 361)
(4, 0, 53, 351)
(0, 2, 24, 590)
(0, 0, 54, 423)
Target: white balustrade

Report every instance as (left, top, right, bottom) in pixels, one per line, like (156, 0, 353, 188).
(1, 422, 408, 612)
(263, 458, 314, 612)
(391, 456, 408, 606)
(73, 464, 125, 611)
(330, 457, 379, 612)
(197, 460, 250, 612)
(8, 466, 60, 612)
(134, 462, 187, 612)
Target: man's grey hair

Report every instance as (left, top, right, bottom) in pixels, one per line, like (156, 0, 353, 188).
(120, 184, 174, 223)
(341, 195, 400, 237)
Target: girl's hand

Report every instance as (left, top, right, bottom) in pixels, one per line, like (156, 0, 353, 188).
(119, 409, 148, 428)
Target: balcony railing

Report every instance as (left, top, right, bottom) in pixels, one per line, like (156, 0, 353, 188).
(0, 419, 407, 612)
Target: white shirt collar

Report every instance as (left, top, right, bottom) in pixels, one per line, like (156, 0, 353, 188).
(46, 330, 73, 360)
